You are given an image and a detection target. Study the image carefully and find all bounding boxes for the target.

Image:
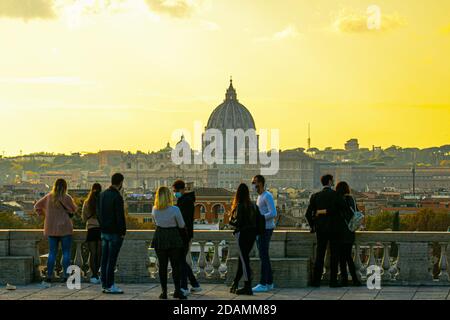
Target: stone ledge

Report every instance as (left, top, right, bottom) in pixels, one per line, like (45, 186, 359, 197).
(226, 257, 310, 288)
(0, 256, 34, 285)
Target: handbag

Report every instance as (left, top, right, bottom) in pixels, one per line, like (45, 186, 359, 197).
(346, 196, 364, 232)
(59, 200, 74, 219)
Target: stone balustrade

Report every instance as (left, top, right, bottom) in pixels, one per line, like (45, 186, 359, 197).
(0, 229, 449, 287)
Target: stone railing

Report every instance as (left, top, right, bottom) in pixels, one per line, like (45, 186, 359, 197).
(0, 230, 449, 287)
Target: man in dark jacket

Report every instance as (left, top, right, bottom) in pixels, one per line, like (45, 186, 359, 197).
(97, 173, 126, 294)
(305, 174, 348, 287)
(173, 180, 201, 296)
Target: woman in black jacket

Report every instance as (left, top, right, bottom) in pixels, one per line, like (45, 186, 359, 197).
(229, 183, 258, 295)
(336, 181, 362, 287)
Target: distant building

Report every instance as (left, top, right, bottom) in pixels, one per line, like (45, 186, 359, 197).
(345, 139, 359, 151)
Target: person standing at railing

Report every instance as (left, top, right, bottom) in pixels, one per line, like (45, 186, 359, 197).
(82, 183, 102, 285)
(172, 180, 202, 297)
(97, 173, 126, 294)
(151, 186, 187, 300)
(306, 174, 348, 288)
(251, 175, 277, 293)
(229, 183, 259, 295)
(34, 178, 78, 288)
(335, 181, 362, 287)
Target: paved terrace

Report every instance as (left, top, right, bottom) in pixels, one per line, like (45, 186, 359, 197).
(1, 283, 450, 300)
(1, 230, 449, 301)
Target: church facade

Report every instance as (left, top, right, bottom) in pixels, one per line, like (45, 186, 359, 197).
(120, 80, 315, 191)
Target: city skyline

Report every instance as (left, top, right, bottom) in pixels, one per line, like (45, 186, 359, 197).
(1, 0, 449, 155)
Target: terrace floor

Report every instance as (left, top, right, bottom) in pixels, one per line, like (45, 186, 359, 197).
(1, 283, 450, 300)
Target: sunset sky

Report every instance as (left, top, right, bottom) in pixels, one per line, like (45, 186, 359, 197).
(0, 0, 449, 155)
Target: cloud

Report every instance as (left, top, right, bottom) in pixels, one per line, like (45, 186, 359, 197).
(144, 0, 201, 18)
(333, 8, 405, 34)
(255, 25, 300, 42)
(0, 0, 56, 20)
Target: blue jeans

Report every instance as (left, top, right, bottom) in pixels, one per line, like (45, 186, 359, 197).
(47, 235, 72, 279)
(101, 233, 123, 289)
(256, 229, 274, 285)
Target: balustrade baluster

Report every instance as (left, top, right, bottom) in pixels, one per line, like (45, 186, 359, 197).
(353, 243, 363, 281)
(211, 241, 221, 280)
(438, 242, 449, 282)
(368, 243, 376, 268)
(198, 241, 206, 280)
(382, 242, 391, 281)
(74, 240, 85, 279)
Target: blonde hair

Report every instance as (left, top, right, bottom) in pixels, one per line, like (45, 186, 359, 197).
(154, 186, 173, 210)
(51, 179, 68, 204)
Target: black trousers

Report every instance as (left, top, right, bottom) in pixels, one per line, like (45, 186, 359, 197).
(156, 248, 182, 292)
(234, 231, 256, 284)
(180, 240, 199, 290)
(339, 243, 358, 282)
(313, 232, 341, 284)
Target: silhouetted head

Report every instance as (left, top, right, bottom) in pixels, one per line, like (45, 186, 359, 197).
(111, 173, 124, 190)
(51, 179, 68, 203)
(232, 183, 251, 212)
(321, 174, 334, 187)
(336, 181, 351, 196)
(154, 186, 173, 210)
(85, 183, 102, 211)
(252, 174, 265, 194)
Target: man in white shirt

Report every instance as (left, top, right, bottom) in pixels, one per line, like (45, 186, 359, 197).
(251, 175, 277, 293)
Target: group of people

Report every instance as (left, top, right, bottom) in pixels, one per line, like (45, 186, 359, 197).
(34, 172, 278, 299)
(306, 174, 362, 287)
(35, 173, 128, 294)
(151, 174, 278, 298)
(33, 171, 359, 298)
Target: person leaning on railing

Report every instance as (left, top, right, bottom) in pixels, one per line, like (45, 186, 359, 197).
(151, 186, 187, 300)
(34, 178, 78, 288)
(82, 183, 102, 285)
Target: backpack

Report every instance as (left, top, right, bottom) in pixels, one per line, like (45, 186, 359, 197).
(346, 196, 364, 232)
(254, 204, 266, 236)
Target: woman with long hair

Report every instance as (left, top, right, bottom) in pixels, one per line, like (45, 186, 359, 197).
(151, 186, 187, 300)
(335, 181, 362, 287)
(82, 183, 102, 284)
(229, 183, 258, 295)
(34, 178, 78, 287)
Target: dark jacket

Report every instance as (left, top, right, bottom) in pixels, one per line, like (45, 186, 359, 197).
(229, 202, 257, 234)
(305, 187, 348, 235)
(97, 187, 126, 236)
(340, 195, 357, 244)
(176, 191, 195, 240)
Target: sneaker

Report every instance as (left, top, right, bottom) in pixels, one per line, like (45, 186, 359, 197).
(190, 286, 203, 293)
(41, 279, 52, 289)
(90, 277, 101, 285)
(104, 284, 124, 294)
(266, 283, 275, 291)
(252, 284, 268, 293)
(180, 288, 191, 296)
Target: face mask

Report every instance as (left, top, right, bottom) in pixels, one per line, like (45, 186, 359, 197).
(174, 192, 182, 199)
(252, 184, 258, 192)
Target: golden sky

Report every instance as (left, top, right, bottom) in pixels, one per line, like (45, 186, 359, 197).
(0, 0, 449, 155)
